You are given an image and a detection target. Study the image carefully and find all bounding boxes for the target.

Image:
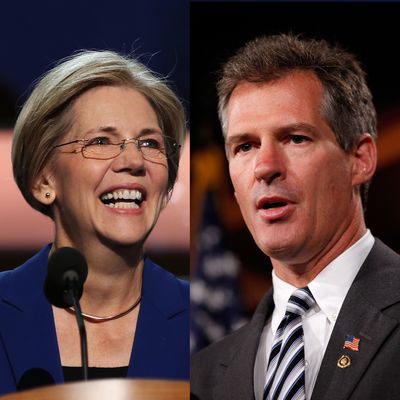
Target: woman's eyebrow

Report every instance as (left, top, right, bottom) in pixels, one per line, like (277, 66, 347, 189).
(83, 125, 119, 136)
(137, 127, 163, 137)
(82, 126, 164, 138)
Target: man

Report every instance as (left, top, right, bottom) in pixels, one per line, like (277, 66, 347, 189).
(191, 34, 400, 400)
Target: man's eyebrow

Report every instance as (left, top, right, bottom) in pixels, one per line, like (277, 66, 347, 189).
(225, 133, 254, 146)
(277, 122, 319, 136)
(225, 123, 319, 144)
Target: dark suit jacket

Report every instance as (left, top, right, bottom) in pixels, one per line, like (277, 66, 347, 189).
(191, 239, 400, 400)
(0, 244, 189, 395)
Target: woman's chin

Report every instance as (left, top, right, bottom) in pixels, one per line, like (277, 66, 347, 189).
(95, 230, 149, 250)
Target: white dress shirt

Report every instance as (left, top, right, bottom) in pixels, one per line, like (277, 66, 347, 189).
(254, 230, 375, 400)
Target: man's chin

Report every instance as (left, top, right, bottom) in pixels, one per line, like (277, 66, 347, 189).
(257, 237, 303, 261)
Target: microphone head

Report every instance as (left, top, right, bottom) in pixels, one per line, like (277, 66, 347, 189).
(44, 247, 88, 308)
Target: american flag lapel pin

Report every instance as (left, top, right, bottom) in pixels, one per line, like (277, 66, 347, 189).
(343, 334, 360, 351)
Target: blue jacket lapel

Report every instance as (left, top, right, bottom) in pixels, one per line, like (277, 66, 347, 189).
(127, 258, 189, 379)
(0, 245, 63, 391)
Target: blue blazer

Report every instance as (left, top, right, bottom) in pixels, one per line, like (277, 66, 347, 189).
(0, 244, 189, 395)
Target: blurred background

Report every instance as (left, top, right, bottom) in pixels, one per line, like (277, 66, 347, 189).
(0, 0, 189, 277)
(190, 1, 400, 352)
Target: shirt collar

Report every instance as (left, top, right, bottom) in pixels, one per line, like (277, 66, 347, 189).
(271, 230, 374, 333)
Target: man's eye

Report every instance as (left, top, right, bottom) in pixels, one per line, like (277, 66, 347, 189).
(87, 137, 111, 146)
(237, 142, 253, 153)
(290, 135, 309, 144)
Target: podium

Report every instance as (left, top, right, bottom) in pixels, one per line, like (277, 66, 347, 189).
(0, 379, 189, 400)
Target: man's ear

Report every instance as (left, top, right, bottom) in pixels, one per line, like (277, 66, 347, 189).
(31, 170, 56, 206)
(352, 133, 377, 187)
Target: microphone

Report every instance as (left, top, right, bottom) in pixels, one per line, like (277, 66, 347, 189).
(44, 247, 89, 380)
(44, 247, 88, 307)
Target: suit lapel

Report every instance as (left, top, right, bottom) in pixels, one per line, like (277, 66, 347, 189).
(0, 245, 63, 388)
(127, 258, 189, 379)
(1, 297, 63, 387)
(312, 239, 400, 400)
(311, 289, 398, 400)
(213, 291, 274, 400)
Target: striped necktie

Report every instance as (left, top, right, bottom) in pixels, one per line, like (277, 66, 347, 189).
(263, 287, 315, 400)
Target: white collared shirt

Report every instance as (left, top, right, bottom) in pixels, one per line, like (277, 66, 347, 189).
(254, 230, 375, 400)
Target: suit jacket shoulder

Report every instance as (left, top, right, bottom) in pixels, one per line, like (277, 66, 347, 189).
(131, 257, 189, 380)
(312, 238, 400, 400)
(0, 245, 60, 395)
(191, 289, 274, 400)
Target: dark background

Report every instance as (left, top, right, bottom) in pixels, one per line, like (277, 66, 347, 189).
(0, 0, 188, 124)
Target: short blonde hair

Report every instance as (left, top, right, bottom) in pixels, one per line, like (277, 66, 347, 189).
(12, 50, 186, 217)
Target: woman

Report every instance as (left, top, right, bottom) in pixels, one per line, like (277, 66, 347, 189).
(0, 50, 188, 394)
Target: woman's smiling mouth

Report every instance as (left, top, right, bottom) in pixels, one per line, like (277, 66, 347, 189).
(100, 189, 145, 209)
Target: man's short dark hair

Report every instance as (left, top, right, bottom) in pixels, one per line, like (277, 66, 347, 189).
(218, 33, 377, 206)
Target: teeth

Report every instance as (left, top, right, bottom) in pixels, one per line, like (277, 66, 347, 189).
(105, 202, 139, 209)
(101, 189, 143, 202)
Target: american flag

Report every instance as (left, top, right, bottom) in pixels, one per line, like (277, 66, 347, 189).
(343, 335, 360, 351)
(190, 191, 247, 354)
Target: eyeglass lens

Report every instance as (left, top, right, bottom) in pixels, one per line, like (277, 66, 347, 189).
(82, 136, 178, 160)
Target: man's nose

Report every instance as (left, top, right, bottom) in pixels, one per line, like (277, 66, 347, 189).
(254, 143, 286, 184)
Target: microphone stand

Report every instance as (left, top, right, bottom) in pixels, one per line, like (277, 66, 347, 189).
(45, 247, 89, 382)
(67, 282, 89, 381)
